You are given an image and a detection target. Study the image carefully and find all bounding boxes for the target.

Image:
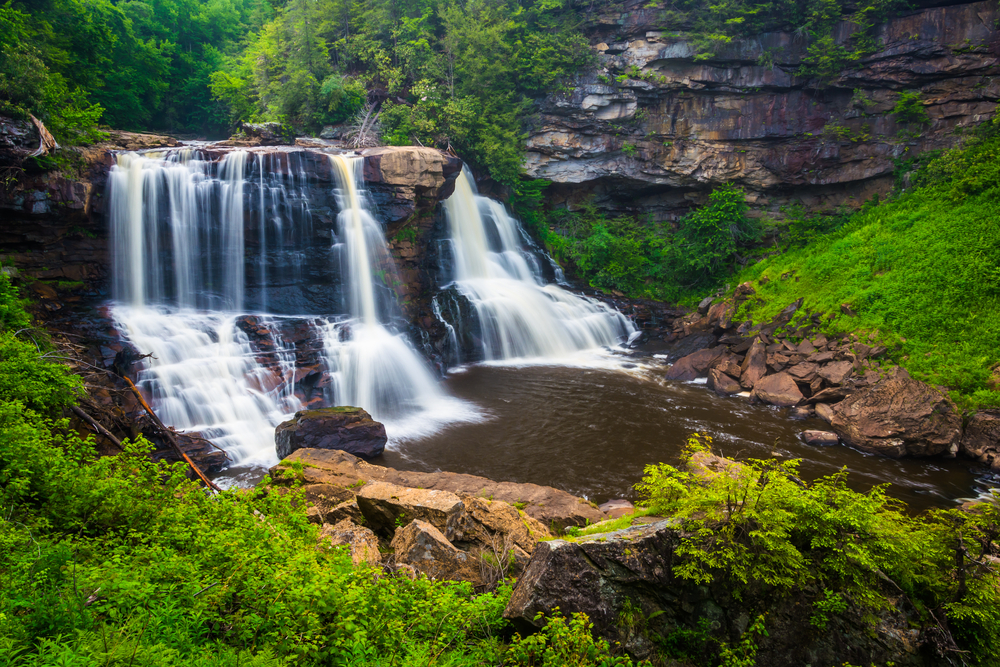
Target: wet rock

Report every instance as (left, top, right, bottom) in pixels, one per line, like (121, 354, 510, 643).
(357, 480, 465, 540)
(751, 372, 804, 407)
(707, 367, 742, 396)
(597, 498, 634, 519)
(829, 368, 961, 458)
(318, 519, 381, 567)
(739, 338, 767, 389)
(802, 430, 840, 447)
(664, 346, 726, 381)
(274, 407, 387, 459)
(274, 448, 606, 528)
(960, 410, 1000, 470)
(391, 519, 482, 585)
(789, 405, 814, 420)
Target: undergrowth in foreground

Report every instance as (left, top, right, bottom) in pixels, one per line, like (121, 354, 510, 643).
(731, 120, 1000, 407)
(636, 434, 1000, 666)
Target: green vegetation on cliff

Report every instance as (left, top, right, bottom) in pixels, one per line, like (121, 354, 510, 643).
(731, 121, 1000, 407)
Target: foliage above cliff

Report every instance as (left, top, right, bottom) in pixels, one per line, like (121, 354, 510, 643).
(732, 120, 1000, 407)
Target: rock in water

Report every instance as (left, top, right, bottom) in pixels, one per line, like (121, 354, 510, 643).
(829, 368, 961, 458)
(751, 372, 804, 407)
(801, 430, 839, 447)
(274, 407, 387, 459)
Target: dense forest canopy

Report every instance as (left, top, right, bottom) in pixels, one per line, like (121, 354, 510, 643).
(2, 0, 902, 182)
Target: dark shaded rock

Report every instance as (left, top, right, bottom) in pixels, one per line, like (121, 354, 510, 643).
(739, 338, 767, 389)
(707, 367, 742, 396)
(829, 368, 961, 458)
(789, 405, 814, 420)
(665, 346, 726, 381)
(0, 114, 57, 166)
(697, 296, 714, 314)
(808, 386, 850, 405)
(504, 519, 924, 665)
(751, 372, 804, 407)
(959, 410, 1000, 470)
(274, 406, 387, 459)
(802, 430, 840, 447)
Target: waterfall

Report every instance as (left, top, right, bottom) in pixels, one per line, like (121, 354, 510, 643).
(323, 154, 452, 422)
(108, 147, 476, 471)
(443, 168, 633, 361)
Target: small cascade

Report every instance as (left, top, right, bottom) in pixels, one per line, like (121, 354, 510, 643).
(442, 169, 633, 361)
(323, 155, 451, 422)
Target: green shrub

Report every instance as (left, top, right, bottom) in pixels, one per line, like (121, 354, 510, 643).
(636, 434, 1000, 666)
(505, 609, 634, 666)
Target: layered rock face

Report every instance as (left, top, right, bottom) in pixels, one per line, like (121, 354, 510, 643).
(527, 0, 999, 220)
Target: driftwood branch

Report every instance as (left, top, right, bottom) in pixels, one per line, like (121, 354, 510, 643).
(122, 377, 222, 493)
(70, 405, 124, 450)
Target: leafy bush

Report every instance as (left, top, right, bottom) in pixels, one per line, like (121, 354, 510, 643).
(637, 434, 1000, 666)
(505, 609, 633, 666)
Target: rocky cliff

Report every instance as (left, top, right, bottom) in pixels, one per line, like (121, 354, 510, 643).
(527, 0, 999, 220)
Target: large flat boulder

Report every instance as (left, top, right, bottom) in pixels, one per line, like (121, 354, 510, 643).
(274, 407, 387, 459)
(829, 368, 961, 457)
(707, 367, 741, 396)
(356, 481, 465, 540)
(273, 448, 606, 528)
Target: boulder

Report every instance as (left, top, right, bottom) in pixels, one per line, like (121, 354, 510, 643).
(789, 405, 814, 420)
(787, 362, 820, 383)
(237, 121, 295, 145)
(665, 346, 726, 381)
(715, 358, 742, 379)
(801, 430, 839, 447)
(597, 499, 634, 519)
(391, 519, 482, 585)
(697, 296, 714, 315)
(815, 403, 835, 423)
(808, 386, 850, 405)
(818, 361, 854, 385)
(274, 407, 387, 459)
(318, 519, 381, 567)
(504, 519, 921, 665)
(273, 448, 605, 528)
(739, 338, 767, 389)
(453, 496, 548, 554)
(707, 367, 741, 396)
(751, 372, 804, 407)
(356, 480, 465, 540)
(959, 410, 1000, 469)
(829, 368, 962, 458)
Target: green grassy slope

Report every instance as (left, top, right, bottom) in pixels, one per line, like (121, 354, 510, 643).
(734, 123, 1000, 408)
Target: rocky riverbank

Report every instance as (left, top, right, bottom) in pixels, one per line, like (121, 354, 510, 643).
(656, 280, 998, 469)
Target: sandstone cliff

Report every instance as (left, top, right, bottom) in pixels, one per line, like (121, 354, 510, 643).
(527, 0, 999, 219)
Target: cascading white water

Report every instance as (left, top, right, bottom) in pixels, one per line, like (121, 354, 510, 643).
(443, 169, 633, 361)
(323, 155, 453, 423)
(108, 149, 307, 468)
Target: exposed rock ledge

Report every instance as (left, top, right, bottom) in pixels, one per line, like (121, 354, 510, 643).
(273, 448, 607, 529)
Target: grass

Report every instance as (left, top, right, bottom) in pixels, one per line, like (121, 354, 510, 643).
(731, 125, 1000, 408)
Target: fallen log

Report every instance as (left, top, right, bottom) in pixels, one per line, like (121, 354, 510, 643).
(122, 377, 222, 493)
(70, 405, 124, 450)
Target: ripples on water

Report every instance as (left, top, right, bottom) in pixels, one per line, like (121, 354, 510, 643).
(382, 353, 990, 512)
